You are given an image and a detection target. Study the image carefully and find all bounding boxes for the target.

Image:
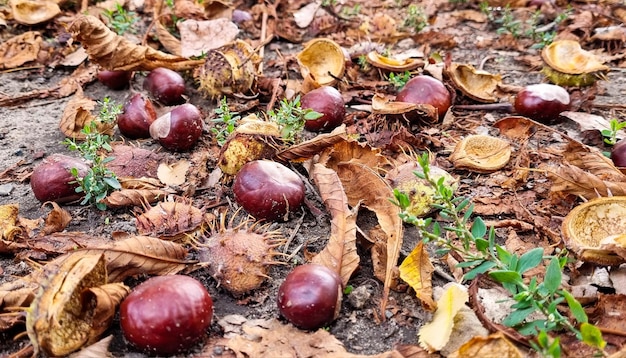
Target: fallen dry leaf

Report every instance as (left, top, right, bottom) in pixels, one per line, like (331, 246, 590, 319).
(546, 164, 626, 199)
(41, 202, 71, 235)
(336, 162, 403, 316)
(157, 160, 190, 186)
(399, 241, 436, 311)
(275, 125, 348, 163)
(135, 201, 208, 241)
(0, 31, 42, 70)
(59, 88, 114, 140)
(310, 163, 359, 287)
(448, 332, 523, 358)
(102, 188, 169, 208)
(419, 283, 469, 352)
(0, 203, 22, 241)
(69, 15, 204, 71)
(178, 18, 239, 58)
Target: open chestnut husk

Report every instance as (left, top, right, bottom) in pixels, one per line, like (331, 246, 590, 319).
(30, 154, 89, 203)
(301, 86, 346, 132)
(150, 104, 203, 151)
(233, 160, 305, 221)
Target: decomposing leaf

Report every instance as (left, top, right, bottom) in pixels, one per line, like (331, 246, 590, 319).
(102, 188, 169, 208)
(41, 201, 71, 235)
(317, 137, 390, 173)
(546, 164, 626, 199)
(493, 116, 536, 141)
(562, 196, 626, 265)
(310, 163, 359, 287)
(399, 241, 436, 311)
(157, 160, 190, 186)
(562, 141, 626, 182)
(275, 125, 348, 162)
(449, 134, 511, 173)
(136, 201, 208, 241)
(448, 332, 523, 358)
(9, 0, 60, 25)
(419, 283, 469, 352)
(26, 253, 110, 356)
(178, 18, 239, 58)
(106, 145, 163, 179)
(371, 93, 439, 124)
(297, 38, 346, 92)
(447, 63, 502, 103)
(155, 20, 182, 56)
(336, 162, 403, 315)
(69, 335, 113, 358)
(59, 88, 114, 140)
(68, 15, 204, 71)
(0, 31, 42, 70)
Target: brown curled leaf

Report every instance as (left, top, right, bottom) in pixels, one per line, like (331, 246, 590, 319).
(102, 189, 169, 208)
(135, 201, 208, 241)
(68, 15, 204, 71)
(41, 201, 72, 235)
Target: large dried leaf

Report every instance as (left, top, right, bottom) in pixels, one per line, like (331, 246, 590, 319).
(563, 141, 626, 182)
(26, 253, 108, 356)
(0, 279, 37, 311)
(135, 201, 208, 241)
(0, 31, 42, 70)
(399, 241, 436, 311)
(317, 137, 390, 172)
(59, 88, 114, 140)
(106, 145, 163, 179)
(336, 162, 403, 315)
(546, 164, 626, 199)
(102, 188, 169, 208)
(310, 164, 359, 287)
(68, 15, 203, 71)
(275, 125, 348, 162)
(102, 235, 190, 282)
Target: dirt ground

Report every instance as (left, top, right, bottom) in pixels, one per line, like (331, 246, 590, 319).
(1, 0, 626, 357)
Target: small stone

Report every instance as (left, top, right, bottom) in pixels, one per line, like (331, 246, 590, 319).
(0, 184, 13, 196)
(347, 285, 372, 309)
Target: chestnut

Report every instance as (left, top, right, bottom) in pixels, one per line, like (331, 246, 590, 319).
(514, 83, 570, 123)
(117, 93, 157, 139)
(143, 67, 186, 105)
(233, 160, 305, 221)
(301, 86, 346, 132)
(97, 70, 132, 90)
(611, 138, 626, 167)
(30, 154, 89, 203)
(150, 103, 203, 151)
(395, 75, 451, 119)
(277, 264, 342, 330)
(120, 275, 213, 356)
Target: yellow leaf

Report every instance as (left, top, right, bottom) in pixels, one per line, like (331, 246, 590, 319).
(418, 283, 469, 352)
(399, 241, 436, 311)
(448, 332, 523, 358)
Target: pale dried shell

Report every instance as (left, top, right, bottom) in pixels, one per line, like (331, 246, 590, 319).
(449, 135, 511, 173)
(541, 40, 609, 75)
(10, 0, 60, 25)
(447, 63, 502, 103)
(366, 51, 423, 71)
(562, 197, 626, 265)
(297, 38, 345, 92)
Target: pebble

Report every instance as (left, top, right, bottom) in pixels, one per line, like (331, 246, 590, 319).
(0, 184, 13, 196)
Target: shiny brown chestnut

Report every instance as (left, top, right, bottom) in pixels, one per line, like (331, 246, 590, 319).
(395, 75, 451, 119)
(233, 160, 305, 221)
(277, 264, 342, 330)
(149, 104, 203, 151)
(143, 68, 186, 105)
(611, 138, 626, 167)
(97, 70, 132, 90)
(117, 93, 157, 139)
(514, 83, 570, 123)
(301, 86, 346, 132)
(30, 154, 89, 203)
(120, 275, 213, 356)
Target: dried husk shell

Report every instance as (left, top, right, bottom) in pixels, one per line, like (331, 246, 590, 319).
(195, 40, 259, 98)
(449, 135, 511, 173)
(10, 0, 60, 25)
(297, 38, 345, 93)
(366, 51, 423, 72)
(562, 197, 626, 265)
(447, 63, 502, 103)
(541, 40, 609, 87)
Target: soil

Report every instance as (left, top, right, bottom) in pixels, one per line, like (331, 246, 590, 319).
(1, 1, 626, 357)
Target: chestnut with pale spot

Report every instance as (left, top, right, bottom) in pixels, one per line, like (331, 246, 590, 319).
(514, 83, 570, 123)
(119, 275, 213, 355)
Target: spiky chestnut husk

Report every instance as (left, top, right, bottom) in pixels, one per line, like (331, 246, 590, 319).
(197, 213, 285, 295)
(541, 66, 607, 87)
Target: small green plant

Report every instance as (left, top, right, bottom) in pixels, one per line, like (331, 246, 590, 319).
(103, 4, 138, 35)
(357, 55, 371, 71)
(402, 4, 428, 33)
(601, 118, 626, 146)
(343, 285, 354, 295)
(267, 96, 322, 142)
(63, 98, 122, 210)
(340, 4, 361, 17)
(387, 71, 412, 90)
(211, 97, 240, 146)
(391, 153, 606, 356)
(321, 0, 338, 6)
